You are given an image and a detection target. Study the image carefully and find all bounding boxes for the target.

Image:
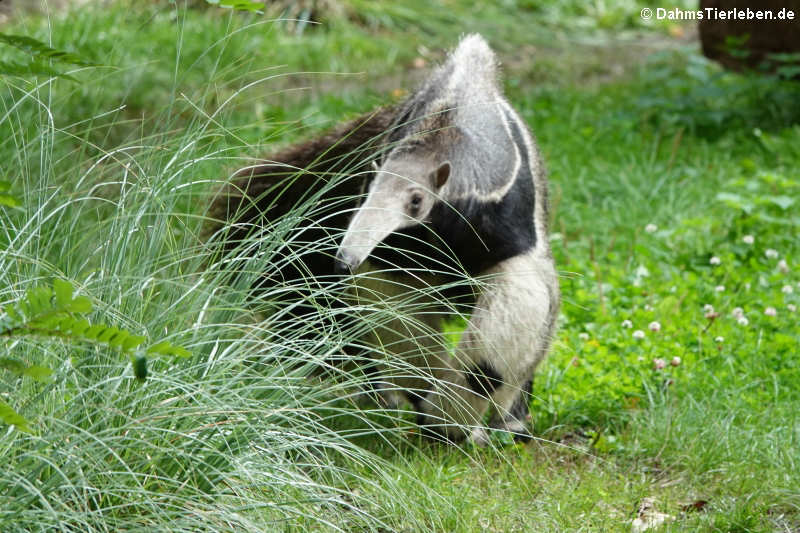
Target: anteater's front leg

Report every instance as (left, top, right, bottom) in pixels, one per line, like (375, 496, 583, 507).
(418, 251, 558, 444)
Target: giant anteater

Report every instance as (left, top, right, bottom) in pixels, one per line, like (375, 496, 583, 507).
(210, 34, 559, 444)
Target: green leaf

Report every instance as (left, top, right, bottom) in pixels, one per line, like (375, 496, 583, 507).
(83, 324, 105, 339)
(0, 33, 98, 82)
(57, 315, 76, 331)
(765, 195, 796, 210)
(108, 330, 129, 348)
(1, 357, 53, 383)
(53, 279, 74, 308)
(716, 192, 755, 214)
(24, 286, 53, 317)
(767, 52, 800, 63)
(0, 33, 96, 67)
(147, 340, 191, 358)
(0, 398, 31, 433)
(170, 346, 192, 358)
(753, 212, 800, 226)
(67, 295, 92, 314)
(122, 335, 146, 352)
(776, 65, 800, 78)
(0, 193, 20, 208)
(207, 0, 265, 12)
(0, 59, 78, 82)
(4, 305, 22, 323)
(23, 365, 53, 382)
(0, 357, 27, 375)
(68, 318, 91, 336)
(147, 341, 171, 355)
(96, 326, 120, 344)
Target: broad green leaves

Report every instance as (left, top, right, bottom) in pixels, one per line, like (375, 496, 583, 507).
(0, 32, 97, 81)
(0, 34, 94, 66)
(0, 357, 53, 382)
(205, 0, 265, 12)
(0, 399, 31, 433)
(1, 280, 192, 432)
(3, 172, 191, 433)
(147, 340, 191, 358)
(0, 280, 187, 359)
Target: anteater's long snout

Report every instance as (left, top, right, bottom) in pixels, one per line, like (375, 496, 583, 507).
(333, 250, 358, 275)
(335, 199, 406, 276)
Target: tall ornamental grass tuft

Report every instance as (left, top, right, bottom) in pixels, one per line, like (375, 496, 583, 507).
(0, 9, 474, 531)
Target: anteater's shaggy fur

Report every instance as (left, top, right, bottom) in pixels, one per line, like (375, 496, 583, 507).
(209, 35, 560, 444)
(208, 105, 397, 293)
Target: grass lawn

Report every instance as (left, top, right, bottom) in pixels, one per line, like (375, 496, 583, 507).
(1, 1, 799, 531)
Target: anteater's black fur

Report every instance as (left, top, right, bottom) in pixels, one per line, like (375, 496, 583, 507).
(208, 106, 398, 310)
(208, 102, 480, 317)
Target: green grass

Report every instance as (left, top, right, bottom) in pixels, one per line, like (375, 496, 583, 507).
(2, 1, 799, 531)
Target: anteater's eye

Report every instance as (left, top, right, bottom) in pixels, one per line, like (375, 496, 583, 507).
(409, 193, 423, 212)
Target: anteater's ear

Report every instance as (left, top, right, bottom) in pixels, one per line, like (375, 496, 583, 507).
(432, 161, 450, 189)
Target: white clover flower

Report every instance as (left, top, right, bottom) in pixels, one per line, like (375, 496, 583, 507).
(765, 249, 779, 259)
(737, 316, 749, 326)
(621, 319, 633, 329)
(744, 282, 751, 291)
(653, 358, 666, 370)
(742, 235, 754, 245)
(670, 356, 681, 367)
(788, 304, 797, 313)
(703, 304, 715, 313)
(782, 285, 793, 294)
(764, 307, 777, 317)
(709, 256, 721, 265)
(633, 330, 646, 340)
(714, 336, 724, 343)
(648, 321, 661, 332)
(644, 304, 654, 311)
(777, 259, 789, 273)
(732, 307, 745, 318)
(645, 223, 658, 234)
(715, 285, 725, 292)
(578, 332, 590, 341)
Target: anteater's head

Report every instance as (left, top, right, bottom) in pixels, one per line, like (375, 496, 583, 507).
(334, 155, 450, 274)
